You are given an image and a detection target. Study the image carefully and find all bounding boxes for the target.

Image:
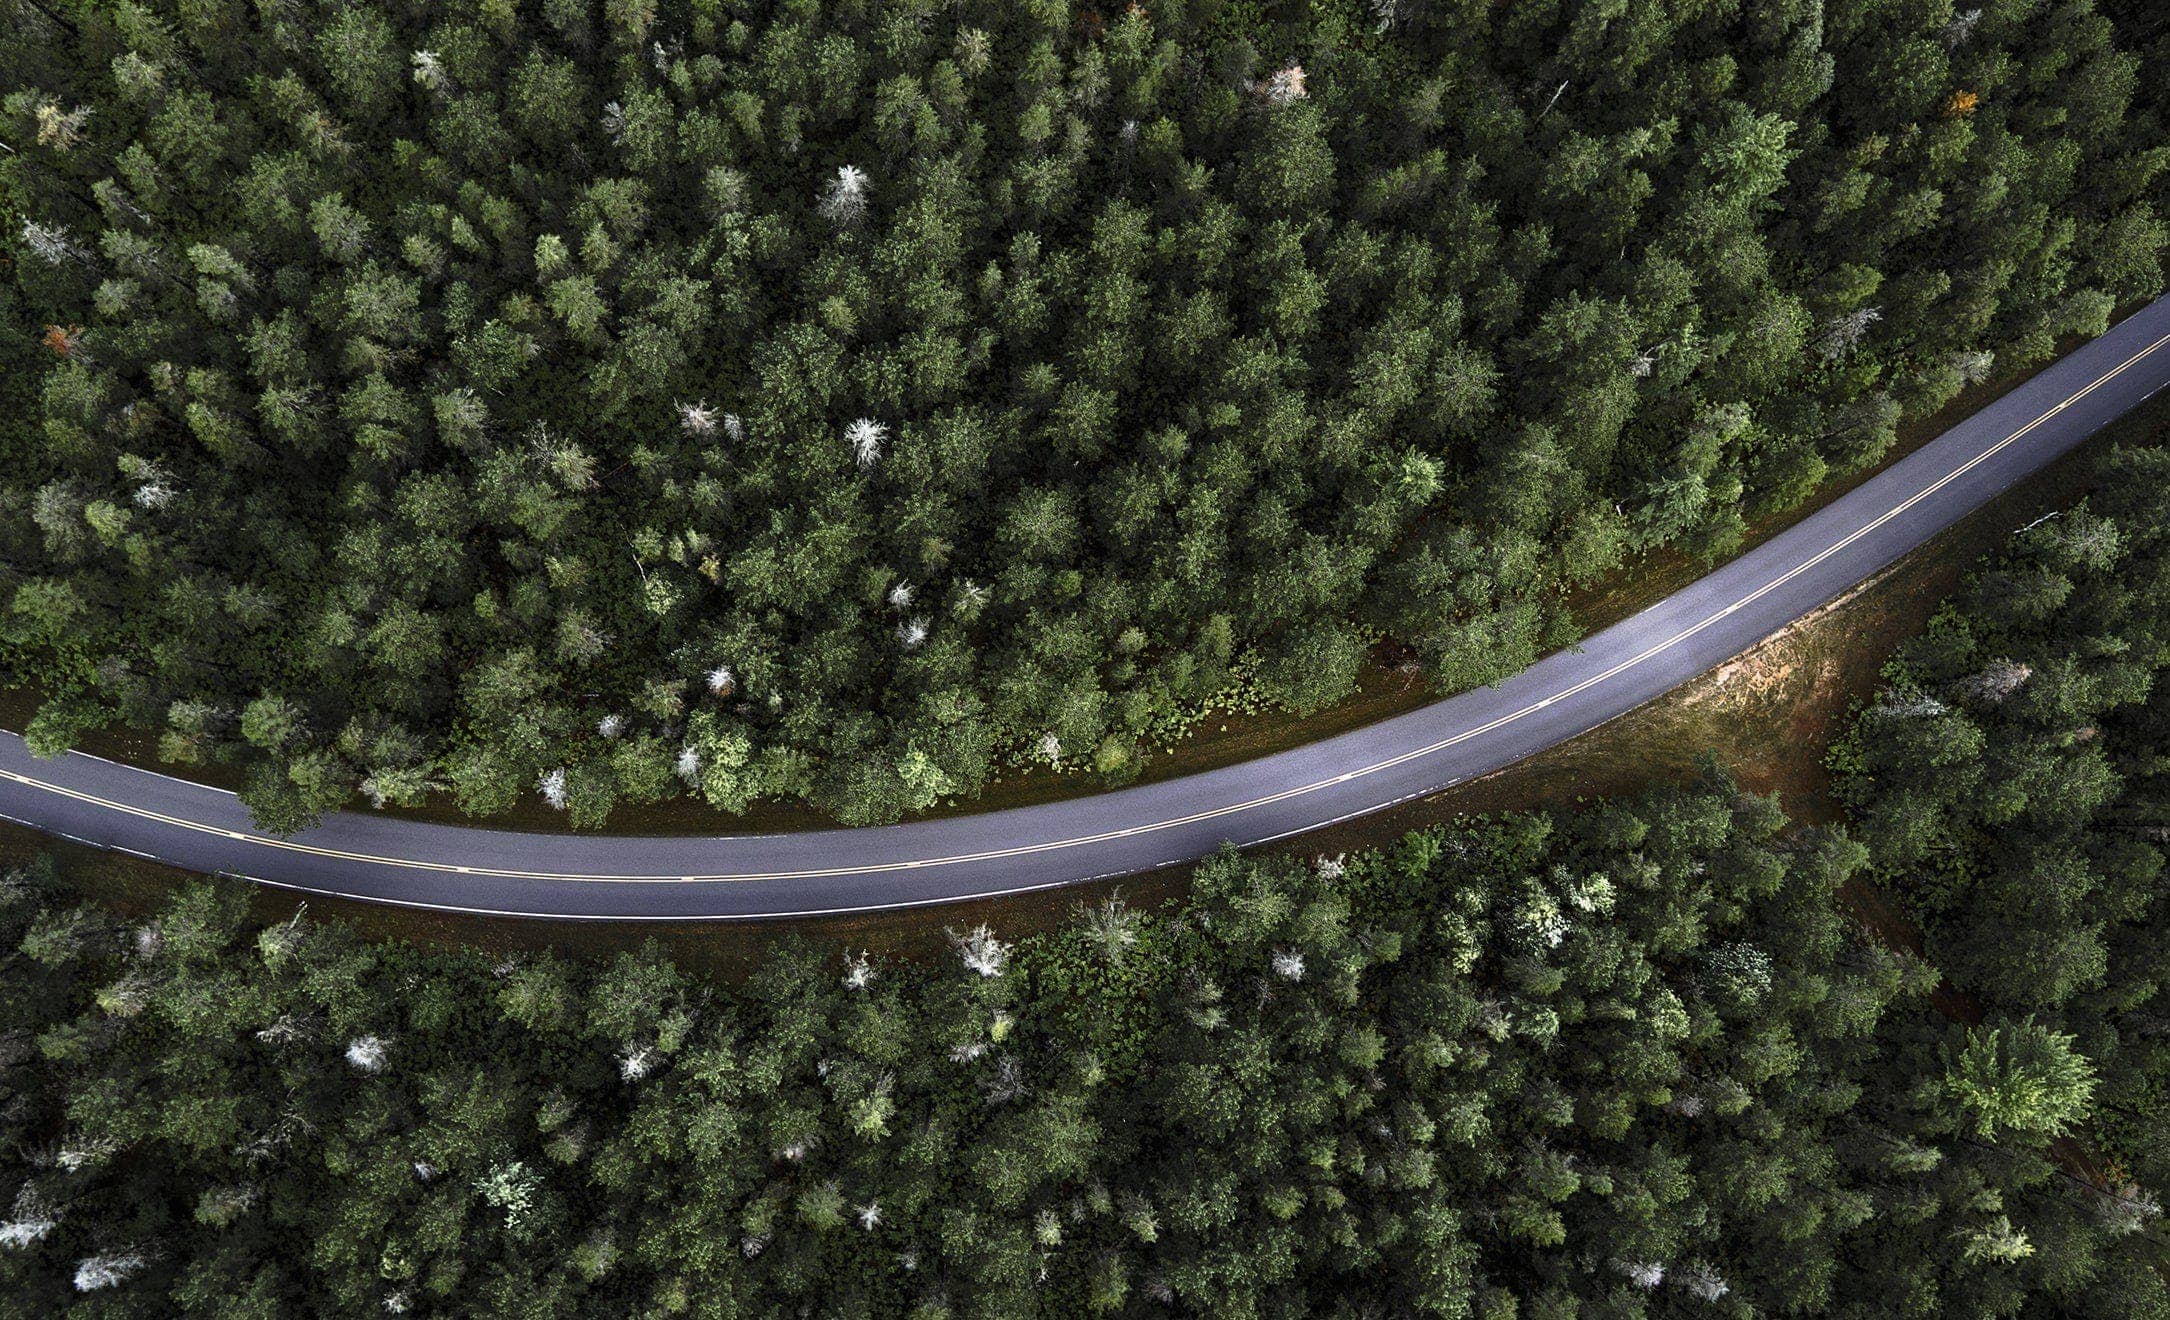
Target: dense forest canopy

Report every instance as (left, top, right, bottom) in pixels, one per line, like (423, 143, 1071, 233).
(3, 766, 2165, 1315)
(2, 0, 2165, 830)
(1833, 441, 2170, 1203)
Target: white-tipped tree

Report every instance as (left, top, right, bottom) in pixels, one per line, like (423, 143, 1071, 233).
(131, 474, 175, 510)
(820, 165, 872, 227)
(1871, 694, 1948, 720)
(1960, 659, 2031, 706)
(677, 400, 719, 437)
(21, 219, 82, 265)
(2094, 1182, 2164, 1236)
(1676, 1263, 1729, 1301)
(1119, 1190, 1159, 1242)
(74, 1252, 146, 1292)
(845, 418, 887, 468)
(1080, 893, 1143, 966)
(1255, 64, 1308, 105)
(96, 971, 155, 1018)
(410, 50, 449, 95)
(55, 1137, 120, 1173)
(1816, 306, 1882, 360)
(0, 1188, 57, 1250)
(950, 924, 1011, 978)
(435, 387, 488, 444)
(345, 1035, 391, 1073)
(842, 950, 876, 990)
(982, 1055, 1029, 1104)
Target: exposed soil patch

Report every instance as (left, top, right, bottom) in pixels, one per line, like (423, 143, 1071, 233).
(1271, 387, 2165, 853)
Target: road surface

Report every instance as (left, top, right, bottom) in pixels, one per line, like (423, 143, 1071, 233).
(5, 298, 2169, 920)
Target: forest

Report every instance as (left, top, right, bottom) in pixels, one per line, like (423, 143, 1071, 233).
(7, 426, 2170, 1312)
(1831, 439, 2170, 1217)
(4, 0, 2167, 829)
(4, 771, 2164, 1314)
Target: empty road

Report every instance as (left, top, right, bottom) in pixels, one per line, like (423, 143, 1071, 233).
(5, 297, 2169, 920)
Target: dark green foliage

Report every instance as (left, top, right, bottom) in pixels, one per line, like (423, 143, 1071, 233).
(3, 0, 2163, 828)
(1835, 442, 2170, 1209)
(3, 768, 2162, 1314)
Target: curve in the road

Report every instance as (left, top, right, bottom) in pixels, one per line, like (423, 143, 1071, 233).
(5, 298, 2170, 920)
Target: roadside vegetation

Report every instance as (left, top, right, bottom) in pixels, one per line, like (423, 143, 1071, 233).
(4, 0, 2165, 830)
(11, 431, 2170, 1313)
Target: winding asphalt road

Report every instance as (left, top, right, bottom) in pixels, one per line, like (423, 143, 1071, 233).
(5, 299, 2170, 920)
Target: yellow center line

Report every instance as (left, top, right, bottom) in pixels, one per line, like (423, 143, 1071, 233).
(5, 328, 2169, 886)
